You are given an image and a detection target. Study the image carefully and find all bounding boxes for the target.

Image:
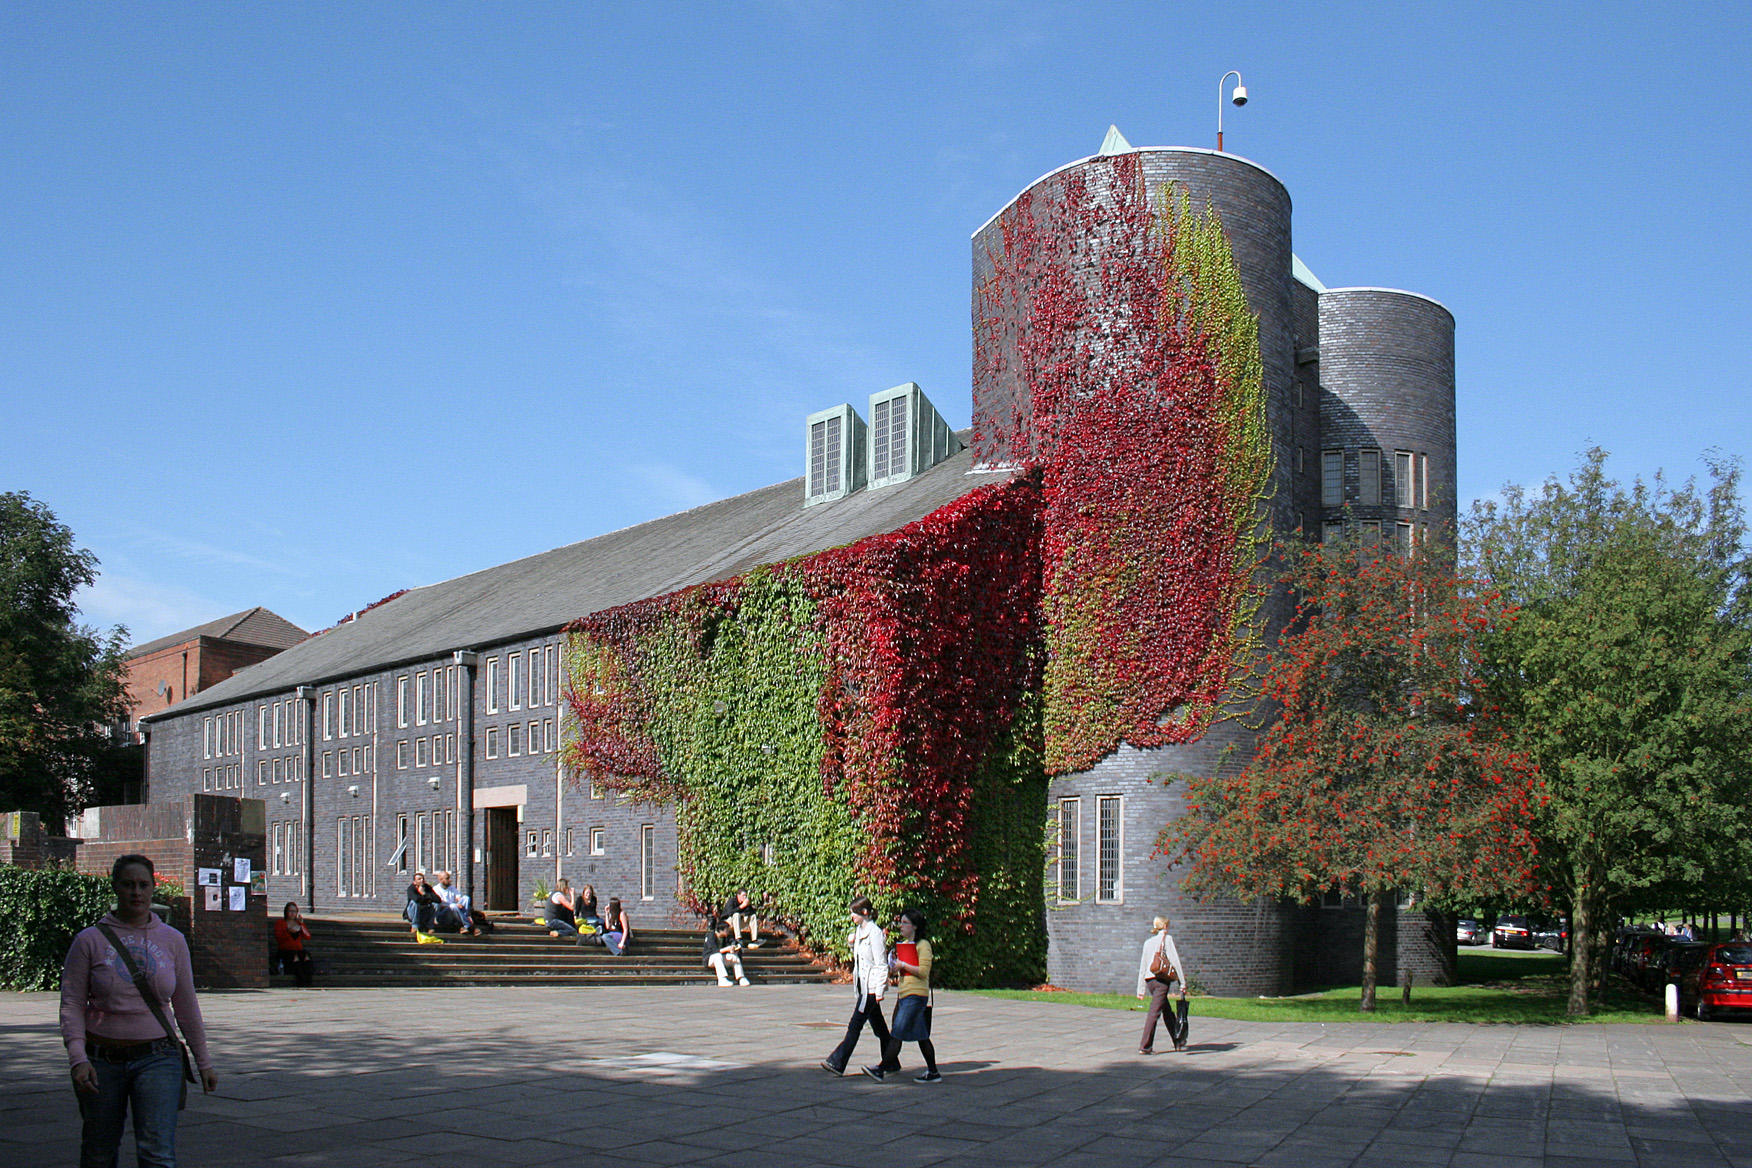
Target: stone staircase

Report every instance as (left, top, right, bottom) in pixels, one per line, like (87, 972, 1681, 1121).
(274, 915, 830, 988)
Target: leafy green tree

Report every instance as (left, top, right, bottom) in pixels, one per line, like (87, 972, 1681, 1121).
(0, 491, 131, 825)
(1465, 450, 1752, 1015)
(1162, 538, 1539, 1009)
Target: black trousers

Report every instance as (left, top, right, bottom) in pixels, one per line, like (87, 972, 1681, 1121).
(825, 993, 891, 1072)
(1141, 979, 1188, 1051)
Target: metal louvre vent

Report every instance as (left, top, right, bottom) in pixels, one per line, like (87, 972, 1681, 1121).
(872, 396, 908, 480)
(809, 416, 843, 497)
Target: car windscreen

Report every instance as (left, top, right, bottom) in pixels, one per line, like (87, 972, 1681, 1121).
(1713, 945, 1752, 964)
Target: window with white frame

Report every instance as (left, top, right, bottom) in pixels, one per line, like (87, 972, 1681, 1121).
(355, 684, 366, 732)
(203, 718, 212, 759)
(509, 654, 522, 711)
(1056, 797, 1080, 903)
(1395, 451, 1414, 507)
(485, 727, 499, 758)
(1396, 521, 1414, 556)
(543, 720, 554, 753)
(395, 814, 408, 873)
(321, 751, 332, 778)
(545, 645, 556, 705)
(433, 668, 446, 723)
(1096, 795, 1123, 902)
(338, 688, 350, 738)
(526, 831, 538, 858)
(590, 827, 605, 854)
(397, 741, 408, 769)
(337, 750, 349, 777)
(415, 738, 427, 767)
(1417, 452, 1429, 510)
(271, 822, 284, 876)
(485, 658, 499, 713)
(640, 824, 655, 900)
(322, 693, 333, 739)
(272, 758, 283, 784)
(417, 673, 430, 725)
(508, 724, 522, 756)
(397, 677, 408, 727)
(1321, 450, 1343, 506)
(258, 707, 268, 750)
(541, 829, 552, 857)
(258, 760, 268, 785)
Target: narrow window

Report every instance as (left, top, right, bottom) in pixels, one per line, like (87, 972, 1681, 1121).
(258, 706, 268, 750)
(397, 677, 408, 727)
(396, 814, 409, 872)
(565, 827, 574, 856)
(485, 658, 499, 714)
(541, 829, 553, 857)
(508, 724, 522, 756)
(1056, 797, 1080, 903)
(321, 751, 332, 778)
(590, 827, 605, 855)
(416, 813, 430, 875)
(397, 740, 408, 770)
(338, 688, 350, 738)
(433, 669, 445, 723)
(354, 685, 365, 732)
(418, 673, 429, 725)
(446, 734, 456, 763)
(640, 824, 655, 900)
(258, 760, 268, 785)
(415, 738, 428, 768)
(485, 727, 500, 758)
(1321, 450, 1343, 507)
(271, 823, 283, 876)
(545, 646, 557, 705)
(1358, 449, 1381, 506)
(1096, 795, 1123, 903)
(336, 819, 350, 897)
(1395, 451, 1414, 507)
(1396, 521, 1414, 556)
(337, 750, 349, 777)
(322, 693, 333, 739)
(203, 718, 212, 759)
(526, 831, 538, 858)
(1418, 452, 1430, 510)
(272, 758, 283, 784)
(509, 654, 522, 711)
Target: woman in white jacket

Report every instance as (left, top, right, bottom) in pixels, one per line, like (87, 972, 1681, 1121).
(820, 896, 891, 1075)
(1136, 915, 1190, 1053)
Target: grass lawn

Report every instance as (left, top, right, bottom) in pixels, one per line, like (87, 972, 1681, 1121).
(967, 951, 1665, 1024)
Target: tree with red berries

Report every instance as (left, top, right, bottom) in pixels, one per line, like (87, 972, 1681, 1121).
(1162, 536, 1540, 1010)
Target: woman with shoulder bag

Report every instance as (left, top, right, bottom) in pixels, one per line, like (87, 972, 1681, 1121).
(59, 853, 218, 1166)
(1135, 915, 1190, 1054)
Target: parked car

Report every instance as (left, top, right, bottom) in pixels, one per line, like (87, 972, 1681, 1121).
(1655, 942, 1709, 997)
(1690, 942, 1752, 1021)
(1614, 927, 1661, 977)
(1629, 935, 1676, 991)
(1535, 921, 1570, 952)
(1491, 915, 1535, 949)
(1456, 919, 1483, 945)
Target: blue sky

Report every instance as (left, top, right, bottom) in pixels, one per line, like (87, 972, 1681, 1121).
(4, 3, 1748, 645)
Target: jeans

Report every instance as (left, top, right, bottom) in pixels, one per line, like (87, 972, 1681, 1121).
(78, 1041, 183, 1168)
(824, 992, 891, 1073)
(602, 930, 625, 955)
(404, 900, 435, 932)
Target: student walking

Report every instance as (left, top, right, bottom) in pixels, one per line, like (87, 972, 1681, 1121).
(820, 896, 890, 1076)
(861, 908, 940, 1083)
(1136, 915, 1190, 1054)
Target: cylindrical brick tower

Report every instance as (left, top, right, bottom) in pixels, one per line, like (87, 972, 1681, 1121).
(1317, 289, 1458, 544)
(973, 147, 1302, 996)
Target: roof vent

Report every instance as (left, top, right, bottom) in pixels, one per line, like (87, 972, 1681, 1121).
(866, 383, 962, 491)
(804, 404, 867, 507)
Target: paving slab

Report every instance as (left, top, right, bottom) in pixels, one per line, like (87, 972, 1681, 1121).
(4, 985, 1750, 1167)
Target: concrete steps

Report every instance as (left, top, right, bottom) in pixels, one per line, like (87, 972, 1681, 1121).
(274, 916, 830, 988)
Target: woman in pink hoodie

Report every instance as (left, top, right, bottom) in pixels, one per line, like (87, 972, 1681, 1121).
(59, 853, 217, 1166)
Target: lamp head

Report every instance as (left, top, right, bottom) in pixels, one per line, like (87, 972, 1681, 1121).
(1231, 85, 1248, 107)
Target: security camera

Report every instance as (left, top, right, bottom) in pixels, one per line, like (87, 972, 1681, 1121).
(1231, 86, 1248, 107)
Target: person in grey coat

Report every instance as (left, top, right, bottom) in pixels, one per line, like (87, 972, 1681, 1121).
(1136, 915, 1190, 1053)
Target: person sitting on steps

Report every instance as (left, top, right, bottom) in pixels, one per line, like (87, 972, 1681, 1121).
(721, 889, 763, 948)
(404, 872, 441, 935)
(546, 878, 580, 938)
(702, 917, 751, 986)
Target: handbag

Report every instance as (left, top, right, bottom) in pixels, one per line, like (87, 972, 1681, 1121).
(1149, 933, 1179, 986)
(95, 924, 199, 1109)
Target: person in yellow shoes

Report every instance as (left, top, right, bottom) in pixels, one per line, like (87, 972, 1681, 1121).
(862, 908, 940, 1083)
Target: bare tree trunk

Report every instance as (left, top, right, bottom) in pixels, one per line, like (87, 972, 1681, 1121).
(1361, 889, 1381, 1012)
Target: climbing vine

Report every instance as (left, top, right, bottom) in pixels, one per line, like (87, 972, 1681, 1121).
(973, 154, 1272, 773)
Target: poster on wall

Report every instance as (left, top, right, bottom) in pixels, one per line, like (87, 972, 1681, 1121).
(250, 872, 266, 895)
(204, 886, 221, 911)
(228, 886, 246, 912)
(233, 858, 251, 884)
(197, 868, 221, 887)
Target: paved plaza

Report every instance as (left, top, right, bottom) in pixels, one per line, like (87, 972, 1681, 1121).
(3, 984, 1749, 1167)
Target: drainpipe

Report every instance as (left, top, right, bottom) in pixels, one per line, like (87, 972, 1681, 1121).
(139, 723, 152, 804)
(296, 685, 316, 912)
(453, 651, 479, 904)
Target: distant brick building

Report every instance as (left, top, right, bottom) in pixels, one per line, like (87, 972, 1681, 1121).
(124, 608, 307, 726)
(142, 133, 1458, 994)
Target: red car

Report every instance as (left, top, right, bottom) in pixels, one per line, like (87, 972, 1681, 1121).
(1691, 942, 1752, 1021)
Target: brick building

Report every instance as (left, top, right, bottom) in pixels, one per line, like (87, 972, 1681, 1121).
(141, 133, 1457, 993)
(124, 607, 308, 729)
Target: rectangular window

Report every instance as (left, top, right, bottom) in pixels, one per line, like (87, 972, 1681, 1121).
(272, 757, 284, 784)
(416, 672, 428, 725)
(258, 707, 268, 750)
(416, 813, 430, 876)
(433, 668, 446, 724)
(397, 677, 408, 727)
(509, 653, 523, 711)
(1396, 521, 1414, 556)
(1321, 450, 1343, 507)
(445, 734, 455, 763)
(1358, 449, 1381, 506)
(640, 824, 655, 900)
(415, 738, 428, 767)
(203, 718, 212, 759)
(397, 740, 408, 769)
(1361, 520, 1381, 547)
(543, 720, 555, 753)
(338, 688, 350, 738)
(545, 646, 556, 706)
(532, 720, 544, 753)
(485, 658, 499, 713)
(337, 750, 349, 777)
(321, 751, 332, 778)
(271, 823, 283, 876)
(396, 815, 409, 873)
(353, 746, 363, 774)
(1056, 797, 1080, 903)
(485, 727, 499, 758)
(336, 819, 350, 896)
(541, 829, 552, 857)
(565, 827, 574, 856)
(322, 693, 333, 739)
(1096, 795, 1123, 903)
(508, 724, 522, 756)
(1395, 451, 1414, 508)
(258, 760, 268, 785)
(1295, 445, 1305, 474)
(447, 666, 459, 721)
(526, 831, 538, 858)
(809, 415, 842, 496)
(1418, 452, 1429, 510)
(529, 650, 540, 709)
(590, 827, 605, 855)
(354, 685, 365, 733)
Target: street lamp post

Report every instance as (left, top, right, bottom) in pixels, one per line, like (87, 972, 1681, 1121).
(1217, 70, 1248, 152)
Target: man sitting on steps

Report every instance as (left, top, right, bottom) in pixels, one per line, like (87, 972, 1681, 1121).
(721, 889, 763, 948)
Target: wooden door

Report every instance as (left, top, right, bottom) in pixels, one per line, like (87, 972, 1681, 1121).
(483, 807, 519, 911)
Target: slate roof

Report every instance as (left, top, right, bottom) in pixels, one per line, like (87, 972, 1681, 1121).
(145, 436, 1012, 721)
(125, 607, 309, 659)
